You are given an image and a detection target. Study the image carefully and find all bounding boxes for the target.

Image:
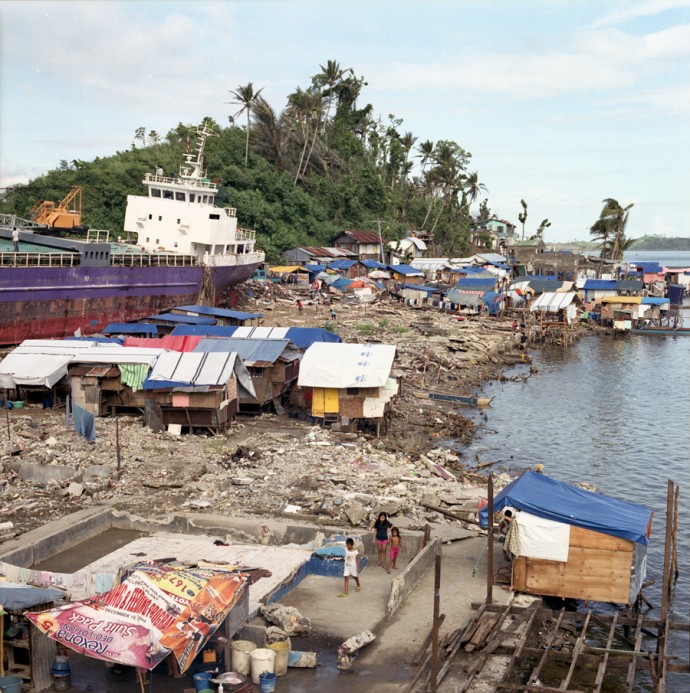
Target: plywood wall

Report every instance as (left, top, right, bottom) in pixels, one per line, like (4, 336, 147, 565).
(512, 525, 634, 604)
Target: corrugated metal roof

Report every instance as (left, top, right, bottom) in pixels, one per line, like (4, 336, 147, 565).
(600, 295, 642, 304)
(583, 279, 617, 290)
(388, 264, 424, 276)
(615, 279, 644, 291)
(146, 314, 216, 325)
(170, 325, 341, 349)
(194, 337, 291, 365)
(170, 305, 262, 320)
(145, 351, 238, 388)
(530, 291, 579, 312)
(103, 323, 158, 335)
(334, 230, 382, 244)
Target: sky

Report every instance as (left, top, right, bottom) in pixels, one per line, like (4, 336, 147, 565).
(2, 0, 689, 243)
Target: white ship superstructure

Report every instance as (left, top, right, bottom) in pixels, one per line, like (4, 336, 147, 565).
(124, 124, 264, 267)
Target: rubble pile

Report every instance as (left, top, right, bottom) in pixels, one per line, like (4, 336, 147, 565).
(0, 290, 591, 540)
(0, 411, 505, 536)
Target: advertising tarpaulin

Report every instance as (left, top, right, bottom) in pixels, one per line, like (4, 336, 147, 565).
(26, 562, 249, 672)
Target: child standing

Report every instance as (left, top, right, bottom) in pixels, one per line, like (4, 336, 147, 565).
(372, 512, 392, 568)
(338, 538, 361, 597)
(388, 527, 403, 572)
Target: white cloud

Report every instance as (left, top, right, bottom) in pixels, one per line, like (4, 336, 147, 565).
(592, 0, 690, 28)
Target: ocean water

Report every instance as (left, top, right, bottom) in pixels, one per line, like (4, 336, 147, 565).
(472, 251, 690, 690)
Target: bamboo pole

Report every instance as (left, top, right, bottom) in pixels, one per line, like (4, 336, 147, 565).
(487, 475, 494, 605)
(672, 485, 679, 582)
(430, 554, 442, 692)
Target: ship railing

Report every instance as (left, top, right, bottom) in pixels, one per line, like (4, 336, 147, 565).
(0, 252, 79, 267)
(236, 227, 256, 241)
(223, 207, 238, 218)
(111, 253, 200, 267)
(144, 173, 219, 191)
(87, 228, 111, 243)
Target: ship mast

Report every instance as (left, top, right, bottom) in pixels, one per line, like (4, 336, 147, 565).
(179, 124, 219, 182)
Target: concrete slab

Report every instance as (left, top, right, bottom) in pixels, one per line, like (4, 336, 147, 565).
(79, 532, 313, 616)
(278, 559, 400, 640)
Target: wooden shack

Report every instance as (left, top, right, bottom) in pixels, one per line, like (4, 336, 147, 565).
(143, 351, 254, 433)
(193, 337, 300, 412)
(296, 342, 397, 432)
(481, 471, 653, 605)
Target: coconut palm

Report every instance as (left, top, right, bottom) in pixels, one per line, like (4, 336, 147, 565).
(600, 198, 634, 263)
(228, 82, 264, 166)
(464, 171, 488, 206)
(518, 199, 528, 240)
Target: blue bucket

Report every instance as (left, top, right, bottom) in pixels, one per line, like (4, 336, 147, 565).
(260, 671, 277, 693)
(0, 676, 23, 693)
(192, 672, 213, 692)
(52, 661, 70, 674)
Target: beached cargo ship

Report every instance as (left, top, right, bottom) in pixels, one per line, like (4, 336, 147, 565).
(0, 125, 264, 345)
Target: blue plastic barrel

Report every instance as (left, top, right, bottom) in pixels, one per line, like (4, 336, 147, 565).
(0, 676, 23, 693)
(193, 672, 213, 692)
(260, 671, 277, 693)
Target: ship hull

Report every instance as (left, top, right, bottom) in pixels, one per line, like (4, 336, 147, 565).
(0, 261, 260, 345)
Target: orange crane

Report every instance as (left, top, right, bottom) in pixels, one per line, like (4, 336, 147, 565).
(31, 186, 84, 230)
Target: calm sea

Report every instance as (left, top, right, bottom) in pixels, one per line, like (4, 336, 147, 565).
(472, 251, 690, 690)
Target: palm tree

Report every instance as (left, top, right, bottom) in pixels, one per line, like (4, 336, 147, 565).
(531, 218, 551, 240)
(228, 82, 264, 166)
(416, 140, 435, 172)
(600, 198, 634, 264)
(250, 97, 288, 171)
(464, 171, 488, 206)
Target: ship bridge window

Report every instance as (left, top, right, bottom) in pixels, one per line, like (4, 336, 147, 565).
(237, 244, 244, 254)
(214, 245, 224, 255)
(176, 192, 185, 201)
(190, 194, 195, 203)
(148, 214, 153, 220)
(209, 214, 220, 220)
(163, 190, 174, 199)
(151, 189, 161, 198)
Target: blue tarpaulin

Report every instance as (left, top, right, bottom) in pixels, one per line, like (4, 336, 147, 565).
(103, 323, 158, 336)
(146, 313, 216, 325)
(0, 583, 64, 610)
(479, 471, 653, 545)
(169, 305, 262, 320)
(328, 259, 356, 270)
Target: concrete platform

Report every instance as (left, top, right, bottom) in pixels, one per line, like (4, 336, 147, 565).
(79, 532, 313, 616)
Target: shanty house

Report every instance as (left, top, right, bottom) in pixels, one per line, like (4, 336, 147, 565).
(388, 236, 427, 264)
(170, 325, 342, 350)
(193, 337, 301, 411)
(143, 351, 255, 432)
(296, 342, 397, 433)
(581, 279, 618, 304)
(388, 264, 424, 285)
(281, 246, 356, 265)
(332, 230, 382, 260)
(480, 471, 653, 604)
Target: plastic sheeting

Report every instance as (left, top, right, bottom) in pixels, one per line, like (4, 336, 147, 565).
(0, 583, 63, 610)
(479, 471, 653, 545)
(298, 343, 396, 388)
(0, 352, 72, 389)
(514, 510, 570, 562)
(530, 291, 579, 313)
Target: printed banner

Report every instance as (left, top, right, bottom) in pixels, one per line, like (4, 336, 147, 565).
(27, 562, 248, 672)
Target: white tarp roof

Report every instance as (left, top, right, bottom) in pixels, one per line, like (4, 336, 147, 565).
(298, 343, 396, 389)
(147, 351, 239, 386)
(411, 259, 451, 272)
(0, 353, 72, 389)
(530, 291, 579, 312)
(0, 341, 161, 389)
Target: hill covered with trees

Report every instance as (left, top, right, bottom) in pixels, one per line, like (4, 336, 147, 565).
(0, 61, 492, 261)
(629, 235, 690, 251)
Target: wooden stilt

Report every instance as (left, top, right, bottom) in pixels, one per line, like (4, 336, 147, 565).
(430, 554, 442, 692)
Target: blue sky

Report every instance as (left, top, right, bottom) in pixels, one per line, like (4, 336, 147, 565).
(2, 0, 689, 242)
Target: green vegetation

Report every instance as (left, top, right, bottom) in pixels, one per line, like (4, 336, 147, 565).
(629, 235, 690, 251)
(0, 60, 492, 261)
(391, 326, 409, 334)
(590, 198, 635, 273)
(356, 323, 376, 335)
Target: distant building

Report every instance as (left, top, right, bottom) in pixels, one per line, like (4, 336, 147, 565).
(331, 230, 383, 260)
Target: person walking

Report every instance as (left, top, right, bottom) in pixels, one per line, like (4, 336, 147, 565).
(338, 538, 361, 597)
(12, 227, 19, 252)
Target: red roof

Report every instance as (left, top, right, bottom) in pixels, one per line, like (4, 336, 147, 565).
(334, 230, 382, 244)
(123, 335, 202, 352)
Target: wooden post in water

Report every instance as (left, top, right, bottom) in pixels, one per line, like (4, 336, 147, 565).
(672, 484, 679, 582)
(487, 474, 494, 605)
(430, 553, 441, 692)
(660, 479, 673, 623)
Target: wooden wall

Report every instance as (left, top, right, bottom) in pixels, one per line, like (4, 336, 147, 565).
(511, 525, 634, 604)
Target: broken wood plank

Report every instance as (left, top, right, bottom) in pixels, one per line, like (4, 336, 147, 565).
(421, 503, 482, 527)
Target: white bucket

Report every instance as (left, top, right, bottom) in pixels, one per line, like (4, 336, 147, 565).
(231, 640, 257, 677)
(250, 648, 276, 684)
